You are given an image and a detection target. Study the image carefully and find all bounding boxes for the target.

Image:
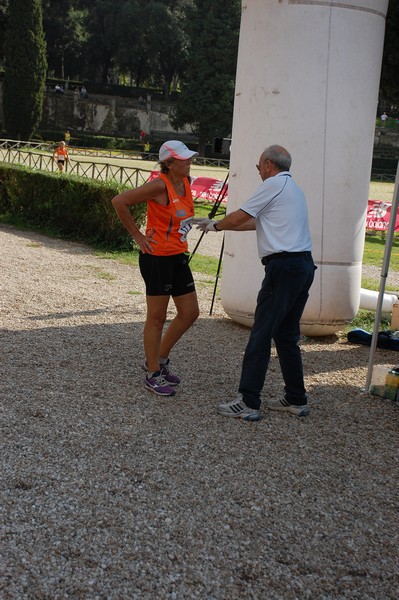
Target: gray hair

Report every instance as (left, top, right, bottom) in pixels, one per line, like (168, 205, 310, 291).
(263, 145, 291, 171)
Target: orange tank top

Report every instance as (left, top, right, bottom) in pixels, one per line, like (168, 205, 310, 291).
(56, 147, 68, 160)
(145, 173, 194, 256)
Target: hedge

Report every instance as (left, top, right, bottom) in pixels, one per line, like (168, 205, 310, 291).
(36, 130, 146, 151)
(0, 164, 147, 249)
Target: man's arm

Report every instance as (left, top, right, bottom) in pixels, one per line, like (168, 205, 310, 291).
(217, 209, 256, 231)
(195, 209, 256, 233)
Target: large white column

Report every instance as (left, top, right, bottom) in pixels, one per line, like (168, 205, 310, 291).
(221, 0, 389, 335)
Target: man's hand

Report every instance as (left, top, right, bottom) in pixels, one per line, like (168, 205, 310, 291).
(193, 218, 220, 233)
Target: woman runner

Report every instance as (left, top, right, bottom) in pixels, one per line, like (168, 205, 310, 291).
(112, 140, 200, 396)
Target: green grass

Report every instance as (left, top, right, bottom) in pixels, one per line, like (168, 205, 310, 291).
(1, 213, 41, 231)
(362, 276, 398, 293)
(96, 270, 116, 281)
(94, 249, 139, 266)
(189, 254, 221, 280)
(1, 180, 397, 334)
(95, 248, 220, 280)
(194, 201, 226, 219)
(363, 233, 399, 270)
(346, 309, 391, 333)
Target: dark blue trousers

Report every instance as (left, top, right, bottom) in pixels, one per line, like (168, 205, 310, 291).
(239, 254, 316, 410)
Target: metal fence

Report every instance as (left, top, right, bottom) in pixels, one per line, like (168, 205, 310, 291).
(0, 138, 394, 183)
(0, 138, 230, 167)
(0, 146, 154, 188)
(0, 138, 230, 186)
(370, 173, 396, 183)
(0, 139, 52, 151)
(69, 147, 230, 167)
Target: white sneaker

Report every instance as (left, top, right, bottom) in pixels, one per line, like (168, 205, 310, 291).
(217, 394, 261, 421)
(266, 399, 310, 416)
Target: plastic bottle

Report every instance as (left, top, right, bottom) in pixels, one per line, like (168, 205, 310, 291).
(384, 368, 399, 401)
(370, 365, 389, 396)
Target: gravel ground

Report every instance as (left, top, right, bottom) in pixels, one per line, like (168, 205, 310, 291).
(1, 223, 399, 600)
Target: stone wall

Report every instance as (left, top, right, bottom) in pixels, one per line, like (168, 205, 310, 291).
(40, 91, 184, 138)
(0, 80, 188, 139)
(0, 80, 397, 152)
(374, 128, 399, 151)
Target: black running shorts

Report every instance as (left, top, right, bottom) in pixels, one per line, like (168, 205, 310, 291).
(139, 252, 195, 297)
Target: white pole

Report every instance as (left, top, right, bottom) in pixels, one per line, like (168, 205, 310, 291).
(365, 161, 399, 391)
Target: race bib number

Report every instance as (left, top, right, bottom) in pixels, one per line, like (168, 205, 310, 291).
(178, 216, 193, 242)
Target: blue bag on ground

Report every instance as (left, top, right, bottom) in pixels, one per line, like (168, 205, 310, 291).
(347, 328, 399, 351)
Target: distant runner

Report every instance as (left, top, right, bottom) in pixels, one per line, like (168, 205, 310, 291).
(53, 141, 69, 173)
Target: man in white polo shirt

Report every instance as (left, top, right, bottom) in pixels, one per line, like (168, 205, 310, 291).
(195, 144, 316, 421)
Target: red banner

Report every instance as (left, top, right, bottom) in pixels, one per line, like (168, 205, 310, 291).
(149, 171, 228, 203)
(190, 176, 228, 203)
(366, 200, 399, 232)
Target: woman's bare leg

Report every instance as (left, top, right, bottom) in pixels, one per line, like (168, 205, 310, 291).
(159, 292, 199, 359)
(143, 295, 170, 373)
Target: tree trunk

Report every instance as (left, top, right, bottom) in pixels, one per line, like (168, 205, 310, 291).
(198, 140, 206, 157)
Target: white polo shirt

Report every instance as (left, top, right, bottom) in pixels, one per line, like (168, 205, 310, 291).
(240, 172, 312, 258)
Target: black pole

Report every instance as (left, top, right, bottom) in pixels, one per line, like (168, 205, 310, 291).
(210, 234, 225, 316)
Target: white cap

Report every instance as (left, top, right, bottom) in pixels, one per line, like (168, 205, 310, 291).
(159, 140, 198, 162)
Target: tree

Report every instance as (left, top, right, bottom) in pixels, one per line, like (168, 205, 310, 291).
(149, 0, 192, 99)
(42, 0, 88, 80)
(115, 1, 155, 87)
(81, 0, 128, 83)
(380, 0, 399, 106)
(172, 0, 241, 155)
(116, 0, 191, 95)
(0, 0, 9, 60)
(3, 0, 47, 139)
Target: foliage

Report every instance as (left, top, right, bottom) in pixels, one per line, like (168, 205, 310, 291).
(36, 129, 153, 152)
(0, 164, 146, 249)
(82, 0, 123, 83)
(145, 0, 192, 98)
(0, 0, 397, 138)
(380, 0, 399, 104)
(375, 116, 399, 129)
(0, 0, 8, 58)
(76, 0, 192, 92)
(343, 309, 391, 335)
(115, 1, 157, 88)
(172, 0, 241, 154)
(3, 0, 47, 139)
(42, 0, 88, 80)
(0, 1, 397, 112)
(116, 1, 191, 96)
